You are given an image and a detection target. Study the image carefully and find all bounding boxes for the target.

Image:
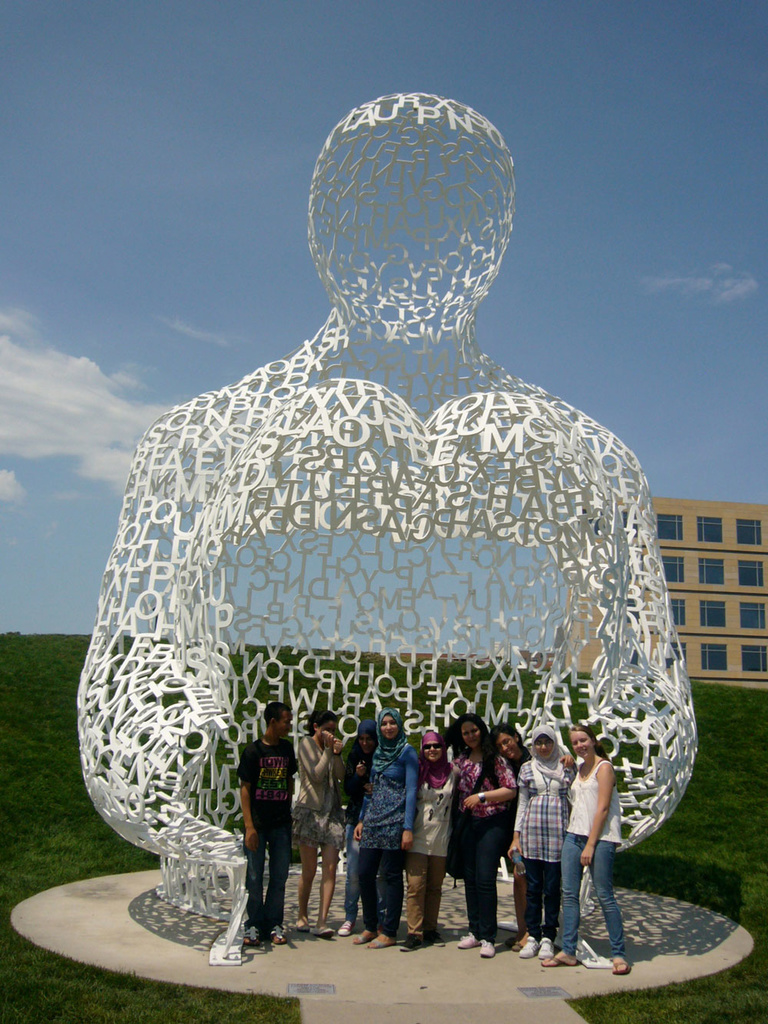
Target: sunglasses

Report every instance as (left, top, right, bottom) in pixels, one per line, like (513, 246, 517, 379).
(423, 743, 442, 750)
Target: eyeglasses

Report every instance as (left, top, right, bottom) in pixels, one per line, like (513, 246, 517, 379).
(534, 738, 555, 746)
(423, 744, 442, 750)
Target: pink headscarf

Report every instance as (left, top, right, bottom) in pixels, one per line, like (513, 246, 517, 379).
(418, 731, 451, 789)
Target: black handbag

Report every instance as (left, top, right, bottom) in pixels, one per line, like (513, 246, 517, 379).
(445, 765, 487, 881)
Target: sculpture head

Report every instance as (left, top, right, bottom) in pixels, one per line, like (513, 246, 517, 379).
(308, 93, 515, 340)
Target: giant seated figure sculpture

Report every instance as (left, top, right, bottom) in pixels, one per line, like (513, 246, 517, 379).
(78, 94, 696, 957)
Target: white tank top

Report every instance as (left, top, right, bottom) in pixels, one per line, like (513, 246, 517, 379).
(567, 760, 622, 844)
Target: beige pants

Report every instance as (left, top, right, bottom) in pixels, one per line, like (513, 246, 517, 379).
(405, 852, 447, 937)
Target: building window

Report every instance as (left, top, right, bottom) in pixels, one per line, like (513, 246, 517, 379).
(699, 558, 724, 585)
(740, 602, 766, 630)
(671, 598, 686, 626)
(697, 516, 723, 543)
(657, 514, 683, 541)
(700, 600, 726, 627)
(663, 556, 685, 583)
(738, 560, 764, 587)
(736, 519, 762, 545)
(742, 645, 767, 672)
(701, 643, 727, 671)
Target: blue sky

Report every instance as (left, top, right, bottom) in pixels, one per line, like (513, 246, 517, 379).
(1, 1, 766, 634)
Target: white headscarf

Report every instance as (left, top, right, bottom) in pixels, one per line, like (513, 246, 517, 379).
(530, 724, 566, 783)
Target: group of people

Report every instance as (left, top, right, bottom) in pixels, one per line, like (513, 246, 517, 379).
(237, 702, 630, 974)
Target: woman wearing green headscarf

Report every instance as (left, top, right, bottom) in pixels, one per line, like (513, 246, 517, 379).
(353, 708, 419, 948)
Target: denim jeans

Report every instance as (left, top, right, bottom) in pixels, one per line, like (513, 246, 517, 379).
(460, 813, 508, 942)
(523, 857, 562, 942)
(358, 846, 405, 938)
(243, 820, 292, 940)
(561, 832, 626, 959)
(344, 823, 385, 925)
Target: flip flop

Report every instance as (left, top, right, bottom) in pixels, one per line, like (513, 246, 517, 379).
(367, 938, 397, 949)
(542, 953, 578, 967)
(613, 959, 632, 975)
(295, 922, 310, 933)
(311, 925, 334, 939)
(353, 931, 377, 945)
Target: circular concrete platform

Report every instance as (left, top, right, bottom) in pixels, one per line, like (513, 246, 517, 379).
(12, 870, 753, 1024)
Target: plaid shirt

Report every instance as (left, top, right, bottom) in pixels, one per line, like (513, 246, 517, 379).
(514, 762, 575, 861)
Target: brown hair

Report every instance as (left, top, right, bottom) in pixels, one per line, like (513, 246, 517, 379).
(570, 722, 610, 760)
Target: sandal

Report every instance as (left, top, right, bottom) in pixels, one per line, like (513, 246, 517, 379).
(367, 937, 397, 949)
(353, 931, 377, 945)
(312, 925, 335, 939)
(243, 928, 261, 948)
(613, 958, 632, 975)
(270, 926, 288, 945)
(542, 952, 579, 967)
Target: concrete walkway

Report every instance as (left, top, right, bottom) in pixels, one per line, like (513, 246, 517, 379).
(12, 870, 752, 1024)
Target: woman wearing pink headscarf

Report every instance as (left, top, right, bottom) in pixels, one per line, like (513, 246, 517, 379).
(401, 732, 455, 951)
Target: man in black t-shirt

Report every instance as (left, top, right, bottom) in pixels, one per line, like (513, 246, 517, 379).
(237, 701, 297, 945)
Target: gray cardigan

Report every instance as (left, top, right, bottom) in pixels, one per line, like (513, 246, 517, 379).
(295, 736, 345, 812)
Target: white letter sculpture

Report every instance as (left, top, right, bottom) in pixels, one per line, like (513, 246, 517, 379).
(78, 94, 696, 962)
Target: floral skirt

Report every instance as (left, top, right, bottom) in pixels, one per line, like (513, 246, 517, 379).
(292, 804, 345, 850)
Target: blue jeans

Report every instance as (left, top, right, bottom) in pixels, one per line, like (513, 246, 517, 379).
(460, 813, 508, 942)
(524, 858, 561, 942)
(561, 833, 625, 959)
(358, 847, 404, 938)
(243, 821, 292, 940)
(344, 823, 385, 925)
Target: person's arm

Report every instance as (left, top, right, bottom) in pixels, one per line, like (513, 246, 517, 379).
(240, 781, 258, 852)
(401, 746, 419, 850)
(345, 755, 367, 801)
(509, 772, 530, 856)
(581, 760, 614, 866)
(300, 737, 334, 783)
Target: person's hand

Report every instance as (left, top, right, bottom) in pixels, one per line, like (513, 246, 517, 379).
(353, 821, 363, 842)
(332, 737, 344, 755)
(245, 826, 259, 852)
(508, 839, 521, 858)
(561, 754, 575, 768)
(401, 829, 413, 851)
(463, 794, 482, 811)
(355, 762, 367, 777)
(363, 782, 373, 795)
(580, 843, 594, 867)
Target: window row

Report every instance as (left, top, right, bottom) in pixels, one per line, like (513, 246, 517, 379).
(697, 643, 768, 673)
(662, 557, 764, 587)
(671, 599, 766, 629)
(671, 598, 765, 626)
(657, 514, 762, 545)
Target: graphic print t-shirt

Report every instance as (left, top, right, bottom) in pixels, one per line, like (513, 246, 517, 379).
(237, 738, 297, 829)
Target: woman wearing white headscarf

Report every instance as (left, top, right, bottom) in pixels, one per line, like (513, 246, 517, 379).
(510, 724, 575, 962)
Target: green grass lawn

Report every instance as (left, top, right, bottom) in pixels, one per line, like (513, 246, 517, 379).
(1, 633, 766, 1023)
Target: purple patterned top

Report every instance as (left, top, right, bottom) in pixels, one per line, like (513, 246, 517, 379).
(455, 754, 517, 818)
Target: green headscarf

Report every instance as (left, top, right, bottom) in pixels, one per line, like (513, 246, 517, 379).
(372, 707, 407, 774)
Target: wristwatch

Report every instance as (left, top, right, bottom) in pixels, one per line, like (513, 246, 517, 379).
(479, 792, 486, 804)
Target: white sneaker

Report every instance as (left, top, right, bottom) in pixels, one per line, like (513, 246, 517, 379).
(458, 933, 481, 949)
(337, 921, 354, 937)
(538, 937, 555, 960)
(480, 940, 496, 959)
(519, 936, 541, 959)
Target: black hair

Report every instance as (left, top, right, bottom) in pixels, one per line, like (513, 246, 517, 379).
(570, 722, 610, 760)
(308, 709, 338, 735)
(447, 712, 499, 787)
(490, 722, 524, 746)
(264, 701, 290, 726)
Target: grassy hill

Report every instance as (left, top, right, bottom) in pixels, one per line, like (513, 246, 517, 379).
(1, 633, 766, 1023)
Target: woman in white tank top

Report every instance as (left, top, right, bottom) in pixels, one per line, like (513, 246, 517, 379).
(541, 723, 630, 975)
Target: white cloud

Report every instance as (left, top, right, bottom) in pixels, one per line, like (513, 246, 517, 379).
(641, 264, 758, 304)
(0, 469, 26, 503)
(0, 320, 169, 494)
(159, 316, 231, 348)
